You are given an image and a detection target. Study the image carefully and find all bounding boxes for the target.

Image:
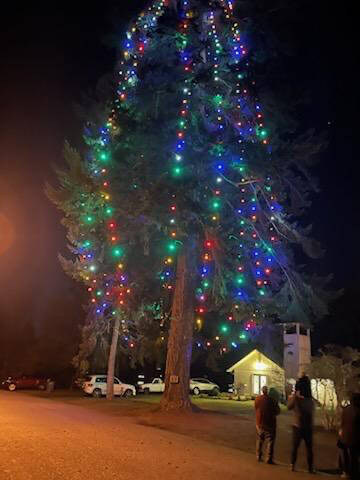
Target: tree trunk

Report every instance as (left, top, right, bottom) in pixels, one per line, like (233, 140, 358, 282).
(160, 237, 196, 412)
(106, 316, 120, 401)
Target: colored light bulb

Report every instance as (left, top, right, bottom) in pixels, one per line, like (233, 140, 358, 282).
(112, 246, 123, 258)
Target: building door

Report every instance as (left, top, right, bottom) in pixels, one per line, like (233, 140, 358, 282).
(253, 374, 267, 395)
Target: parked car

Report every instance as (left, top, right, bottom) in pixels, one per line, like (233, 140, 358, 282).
(82, 375, 136, 398)
(190, 378, 220, 396)
(138, 378, 165, 394)
(1, 376, 47, 391)
(137, 377, 220, 396)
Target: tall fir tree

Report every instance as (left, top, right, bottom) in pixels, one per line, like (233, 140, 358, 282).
(48, 0, 328, 409)
(107, 0, 326, 409)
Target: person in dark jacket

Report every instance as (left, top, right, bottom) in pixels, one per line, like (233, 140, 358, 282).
(338, 393, 360, 479)
(255, 385, 280, 464)
(288, 373, 315, 473)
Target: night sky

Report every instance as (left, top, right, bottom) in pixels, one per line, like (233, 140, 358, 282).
(0, 2, 353, 343)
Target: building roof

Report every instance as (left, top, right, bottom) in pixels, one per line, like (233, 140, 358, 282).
(226, 348, 284, 373)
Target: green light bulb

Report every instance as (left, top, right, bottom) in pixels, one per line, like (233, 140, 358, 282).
(105, 207, 113, 216)
(112, 246, 123, 258)
(213, 94, 223, 106)
(221, 325, 228, 333)
(168, 243, 176, 252)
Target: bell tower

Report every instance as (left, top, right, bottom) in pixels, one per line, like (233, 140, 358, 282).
(283, 323, 311, 380)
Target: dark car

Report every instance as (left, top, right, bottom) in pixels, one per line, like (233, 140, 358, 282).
(1, 376, 47, 391)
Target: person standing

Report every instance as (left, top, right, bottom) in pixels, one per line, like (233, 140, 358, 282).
(255, 385, 280, 464)
(288, 373, 315, 473)
(338, 392, 360, 479)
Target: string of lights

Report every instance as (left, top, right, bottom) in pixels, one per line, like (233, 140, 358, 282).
(84, 0, 288, 353)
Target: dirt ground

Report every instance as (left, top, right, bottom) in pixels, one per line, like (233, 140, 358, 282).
(3, 389, 339, 476)
(136, 396, 339, 474)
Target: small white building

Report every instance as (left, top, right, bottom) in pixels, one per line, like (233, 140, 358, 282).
(226, 323, 337, 406)
(227, 349, 285, 398)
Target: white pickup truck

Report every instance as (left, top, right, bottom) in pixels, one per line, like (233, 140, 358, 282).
(138, 378, 165, 394)
(138, 377, 220, 396)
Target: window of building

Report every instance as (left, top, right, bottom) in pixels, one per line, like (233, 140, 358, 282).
(253, 374, 267, 395)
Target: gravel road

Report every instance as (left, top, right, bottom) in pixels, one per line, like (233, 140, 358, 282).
(0, 391, 319, 480)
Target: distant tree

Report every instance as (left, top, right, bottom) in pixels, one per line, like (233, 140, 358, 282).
(311, 345, 360, 407)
